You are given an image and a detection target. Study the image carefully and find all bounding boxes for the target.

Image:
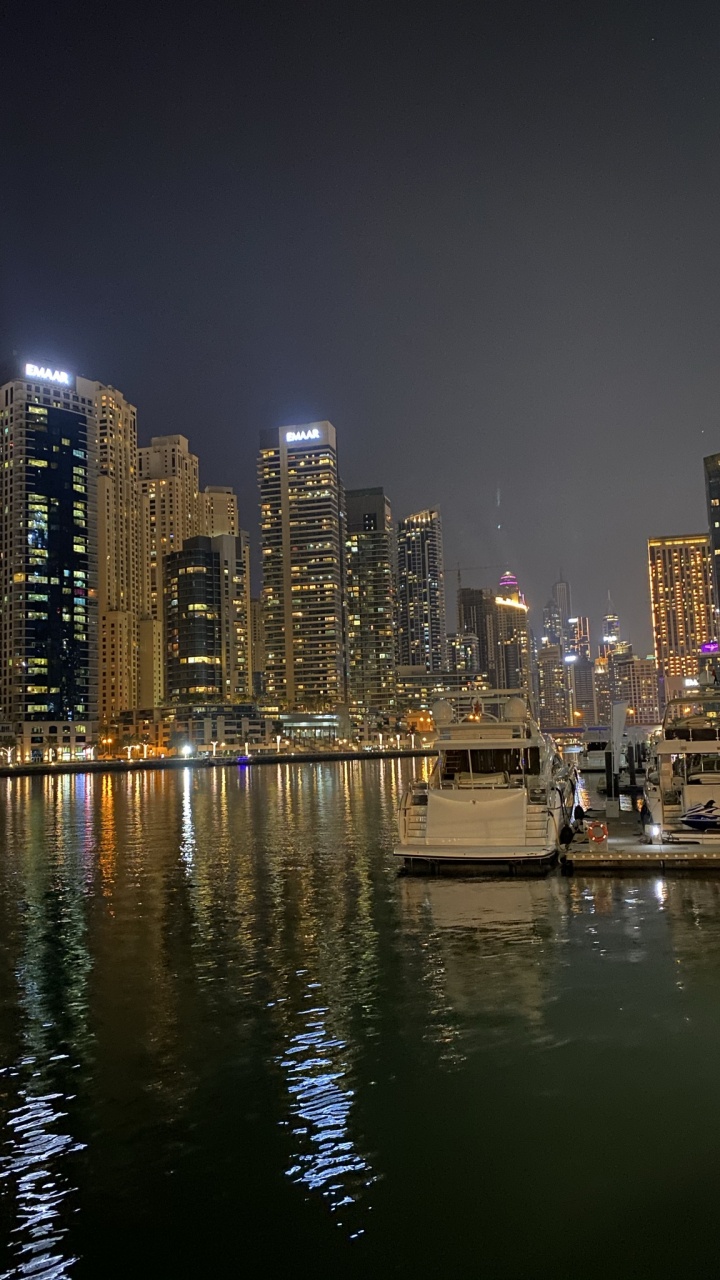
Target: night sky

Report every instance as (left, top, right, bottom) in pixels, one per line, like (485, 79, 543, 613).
(5, 0, 720, 653)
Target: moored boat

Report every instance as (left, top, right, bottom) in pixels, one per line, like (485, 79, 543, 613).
(394, 691, 576, 873)
(645, 689, 720, 844)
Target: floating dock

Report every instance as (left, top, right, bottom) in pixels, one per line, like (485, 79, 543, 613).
(563, 807, 720, 873)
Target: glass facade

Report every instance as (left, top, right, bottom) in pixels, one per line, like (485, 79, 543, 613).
(345, 488, 396, 714)
(0, 372, 97, 723)
(258, 423, 344, 711)
(396, 509, 447, 672)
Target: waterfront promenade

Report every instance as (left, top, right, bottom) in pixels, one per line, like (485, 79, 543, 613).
(0, 745, 434, 780)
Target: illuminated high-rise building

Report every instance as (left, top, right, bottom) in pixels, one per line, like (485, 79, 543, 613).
(594, 655, 611, 725)
(537, 643, 568, 729)
(0, 359, 97, 733)
(552, 577, 572, 629)
(542, 597, 564, 649)
(345, 488, 396, 713)
(493, 571, 531, 693)
(396, 508, 447, 671)
(565, 654, 596, 725)
(138, 435, 204, 705)
(568, 615, 591, 661)
(204, 485, 238, 537)
(258, 422, 344, 710)
(446, 632, 480, 673)
(457, 586, 497, 680)
(612, 655, 660, 725)
(704, 454, 720, 628)
(602, 595, 620, 651)
(90, 381, 141, 722)
(648, 534, 715, 680)
(250, 597, 266, 697)
(164, 533, 251, 703)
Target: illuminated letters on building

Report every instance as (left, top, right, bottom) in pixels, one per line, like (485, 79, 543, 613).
(286, 428, 320, 443)
(25, 363, 71, 385)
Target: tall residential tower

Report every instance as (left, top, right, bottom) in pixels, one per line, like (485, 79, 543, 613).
(0, 359, 98, 731)
(258, 422, 345, 709)
(648, 534, 715, 681)
(345, 487, 396, 713)
(396, 508, 447, 671)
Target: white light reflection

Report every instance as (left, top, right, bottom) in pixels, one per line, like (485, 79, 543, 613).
(0, 1059, 85, 1279)
(180, 768, 195, 870)
(279, 989, 374, 1236)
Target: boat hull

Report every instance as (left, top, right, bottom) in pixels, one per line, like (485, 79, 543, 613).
(394, 844, 558, 875)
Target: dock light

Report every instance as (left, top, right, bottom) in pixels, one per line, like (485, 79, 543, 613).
(182, 744, 193, 758)
(651, 825, 661, 838)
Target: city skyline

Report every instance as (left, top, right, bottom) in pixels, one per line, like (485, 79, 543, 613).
(5, 351, 702, 661)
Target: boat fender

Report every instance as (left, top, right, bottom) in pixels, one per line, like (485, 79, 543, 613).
(559, 824, 574, 848)
(588, 820, 608, 844)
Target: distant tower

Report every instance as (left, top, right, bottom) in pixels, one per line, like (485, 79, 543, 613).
(552, 576, 572, 629)
(494, 570, 531, 693)
(396, 509, 447, 671)
(602, 594, 620, 651)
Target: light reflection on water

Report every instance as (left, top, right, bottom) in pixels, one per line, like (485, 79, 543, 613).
(5, 762, 720, 1275)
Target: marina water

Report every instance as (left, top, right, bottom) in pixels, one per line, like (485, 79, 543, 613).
(2, 760, 720, 1277)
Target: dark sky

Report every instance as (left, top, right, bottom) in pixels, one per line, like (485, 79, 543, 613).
(4, 0, 720, 653)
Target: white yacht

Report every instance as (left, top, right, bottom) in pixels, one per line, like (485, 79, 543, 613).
(645, 689, 720, 842)
(577, 732, 610, 772)
(394, 692, 576, 872)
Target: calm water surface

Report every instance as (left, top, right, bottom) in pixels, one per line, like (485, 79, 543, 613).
(1, 760, 720, 1278)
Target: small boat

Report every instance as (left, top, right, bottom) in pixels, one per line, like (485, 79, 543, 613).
(577, 732, 610, 771)
(645, 689, 720, 844)
(394, 691, 576, 873)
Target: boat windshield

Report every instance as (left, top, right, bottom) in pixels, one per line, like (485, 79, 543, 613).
(439, 747, 540, 785)
(663, 697, 720, 741)
(584, 741, 608, 752)
(687, 755, 720, 775)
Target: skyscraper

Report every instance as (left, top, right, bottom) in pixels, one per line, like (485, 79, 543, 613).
(648, 534, 715, 680)
(344, 488, 396, 713)
(0, 359, 97, 730)
(493, 571, 531, 693)
(138, 435, 204, 705)
(612, 655, 660, 725)
(704, 453, 720, 630)
(568, 616, 591, 660)
(537, 643, 568, 729)
(602, 595, 620, 650)
(542, 597, 564, 649)
(204, 485, 239, 537)
(164, 534, 251, 703)
(457, 586, 497, 680)
(552, 577, 572, 630)
(396, 508, 447, 671)
(258, 422, 345, 709)
(92, 381, 141, 722)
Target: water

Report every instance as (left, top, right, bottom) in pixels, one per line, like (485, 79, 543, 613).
(1, 760, 720, 1277)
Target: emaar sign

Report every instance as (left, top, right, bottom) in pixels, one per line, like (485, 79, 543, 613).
(25, 363, 71, 385)
(286, 428, 320, 443)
